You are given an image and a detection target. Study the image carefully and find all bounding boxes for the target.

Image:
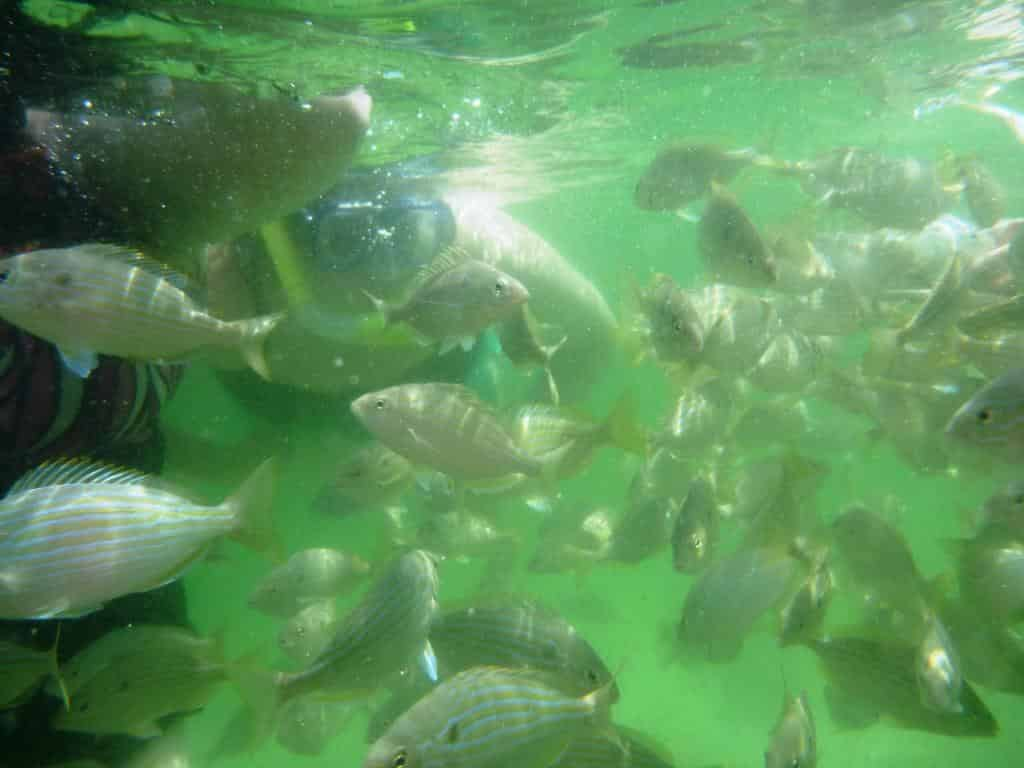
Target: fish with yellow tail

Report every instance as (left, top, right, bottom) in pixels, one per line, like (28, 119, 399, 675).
(0, 244, 282, 379)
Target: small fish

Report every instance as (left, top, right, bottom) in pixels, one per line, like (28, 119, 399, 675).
(831, 506, 928, 632)
(0, 629, 66, 709)
(671, 475, 719, 573)
(365, 247, 529, 354)
(610, 486, 679, 565)
(957, 295, 1024, 338)
(954, 538, 1024, 628)
(315, 441, 415, 512)
(698, 184, 777, 289)
(513, 395, 646, 480)
(633, 273, 704, 363)
(634, 142, 765, 210)
(352, 383, 544, 480)
(778, 551, 833, 648)
(429, 597, 617, 698)
(678, 546, 802, 663)
(362, 666, 618, 768)
(747, 331, 827, 394)
(498, 304, 567, 405)
(0, 244, 282, 379)
(955, 331, 1024, 380)
(554, 725, 675, 768)
(247, 548, 370, 618)
(530, 507, 615, 577)
(416, 508, 521, 562)
(53, 625, 229, 738)
(654, 375, 735, 454)
(779, 148, 958, 229)
(275, 549, 440, 704)
(276, 697, 354, 757)
(764, 689, 816, 768)
(945, 368, 1024, 461)
(0, 458, 276, 619)
(977, 479, 1024, 539)
(278, 599, 341, 664)
(771, 279, 866, 337)
(916, 614, 964, 715)
(695, 285, 782, 374)
(810, 635, 997, 738)
(895, 253, 963, 346)
(958, 157, 1006, 228)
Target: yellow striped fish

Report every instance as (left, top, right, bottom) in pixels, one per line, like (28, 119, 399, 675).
(363, 665, 618, 768)
(0, 458, 276, 619)
(0, 243, 282, 379)
(351, 383, 544, 480)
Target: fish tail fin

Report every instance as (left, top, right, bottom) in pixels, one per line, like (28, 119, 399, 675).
(228, 652, 282, 749)
(543, 365, 561, 406)
(224, 459, 281, 560)
(362, 289, 389, 318)
(48, 624, 70, 712)
(602, 392, 647, 456)
(237, 312, 285, 381)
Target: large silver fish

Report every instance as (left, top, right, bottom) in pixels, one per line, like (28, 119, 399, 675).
(0, 244, 282, 379)
(0, 459, 275, 619)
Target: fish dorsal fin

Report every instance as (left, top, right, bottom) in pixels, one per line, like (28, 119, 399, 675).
(8, 459, 150, 495)
(410, 245, 473, 289)
(80, 244, 197, 299)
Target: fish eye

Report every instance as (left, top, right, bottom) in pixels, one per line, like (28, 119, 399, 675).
(585, 668, 599, 684)
(494, 281, 505, 297)
(672, 319, 683, 332)
(0, 269, 8, 284)
(392, 750, 408, 768)
(375, 398, 386, 411)
(977, 408, 992, 423)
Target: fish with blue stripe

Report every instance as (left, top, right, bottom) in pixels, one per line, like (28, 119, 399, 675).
(0, 458, 276, 619)
(363, 665, 618, 768)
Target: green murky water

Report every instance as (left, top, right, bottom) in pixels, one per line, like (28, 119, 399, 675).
(9, 1, 1024, 767)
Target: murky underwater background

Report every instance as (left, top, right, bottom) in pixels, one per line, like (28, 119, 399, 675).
(10, 0, 1024, 766)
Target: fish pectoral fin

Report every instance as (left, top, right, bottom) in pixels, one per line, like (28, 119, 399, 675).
(417, 640, 439, 683)
(58, 347, 98, 378)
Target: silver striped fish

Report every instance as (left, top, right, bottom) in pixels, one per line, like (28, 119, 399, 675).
(275, 549, 440, 704)
(0, 458, 276, 619)
(363, 665, 618, 768)
(0, 244, 282, 379)
(431, 598, 616, 698)
(351, 383, 544, 480)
